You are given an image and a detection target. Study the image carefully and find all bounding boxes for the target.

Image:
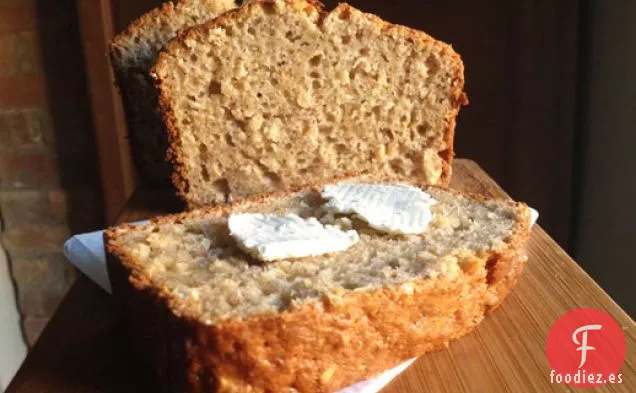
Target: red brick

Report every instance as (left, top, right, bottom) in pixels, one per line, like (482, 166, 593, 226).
(47, 188, 67, 220)
(0, 188, 103, 234)
(2, 225, 70, 254)
(0, 189, 65, 228)
(0, 7, 37, 33)
(0, 108, 51, 149)
(0, 1, 36, 7)
(17, 108, 51, 146)
(0, 150, 59, 188)
(10, 252, 74, 318)
(23, 316, 49, 346)
(0, 75, 48, 107)
(0, 32, 13, 73)
(0, 190, 46, 227)
(0, 31, 42, 77)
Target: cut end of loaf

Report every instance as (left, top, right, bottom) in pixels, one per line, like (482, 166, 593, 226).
(106, 184, 530, 325)
(105, 180, 530, 393)
(153, 0, 467, 207)
(107, 0, 238, 186)
(109, 0, 238, 70)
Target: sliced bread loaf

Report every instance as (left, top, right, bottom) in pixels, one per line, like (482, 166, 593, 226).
(109, 0, 238, 186)
(153, 0, 468, 207)
(105, 179, 530, 393)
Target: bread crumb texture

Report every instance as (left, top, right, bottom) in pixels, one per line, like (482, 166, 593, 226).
(110, 0, 238, 70)
(107, 186, 526, 323)
(108, 0, 238, 185)
(154, 0, 466, 206)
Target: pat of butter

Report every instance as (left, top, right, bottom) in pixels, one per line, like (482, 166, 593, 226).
(321, 183, 437, 235)
(228, 213, 359, 261)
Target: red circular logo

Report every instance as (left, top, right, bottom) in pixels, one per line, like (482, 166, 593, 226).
(546, 308, 626, 387)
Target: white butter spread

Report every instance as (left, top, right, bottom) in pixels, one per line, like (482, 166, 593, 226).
(228, 213, 360, 261)
(321, 183, 437, 235)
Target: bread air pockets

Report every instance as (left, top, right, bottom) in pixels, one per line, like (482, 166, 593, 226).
(153, 0, 467, 207)
(105, 180, 530, 393)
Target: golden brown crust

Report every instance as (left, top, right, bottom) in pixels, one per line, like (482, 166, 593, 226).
(108, 173, 525, 233)
(153, 0, 468, 206)
(106, 235, 528, 393)
(109, 2, 177, 68)
(109, 0, 238, 186)
(109, 0, 238, 68)
(155, 1, 317, 202)
(108, 1, 185, 186)
(105, 233, 195, 392)
(105, 179, 530, 393)
(156, 70, 191, 198)
(110, 65, 175, 186)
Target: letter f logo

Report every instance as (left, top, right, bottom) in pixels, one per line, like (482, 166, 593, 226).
(572, 324, 602, 368)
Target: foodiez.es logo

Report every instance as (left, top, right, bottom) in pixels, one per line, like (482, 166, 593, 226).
(546, 308, 626, 387)
(573, 324, 602, 369)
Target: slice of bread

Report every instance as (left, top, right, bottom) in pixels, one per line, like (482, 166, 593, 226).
(105, 179, 530, 393)
(153, 0, 468, 207)
(109, 0, 238, 186)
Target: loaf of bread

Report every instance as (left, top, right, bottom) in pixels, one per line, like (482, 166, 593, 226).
(153, 0, 468, 207)
(105, 179, 530, 393)
(109, 0, 238, 186)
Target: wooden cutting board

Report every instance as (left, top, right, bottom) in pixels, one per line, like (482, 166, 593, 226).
(382, 160, 636, 393)
(6, 159, 635, 393)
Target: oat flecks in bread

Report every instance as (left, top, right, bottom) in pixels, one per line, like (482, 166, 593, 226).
(105, 180, 530, 393)
(153, 0, 468, 207)
(109, 0, 238, 186)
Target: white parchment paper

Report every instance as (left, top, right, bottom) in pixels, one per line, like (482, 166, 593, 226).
(62, 209, 538, 392)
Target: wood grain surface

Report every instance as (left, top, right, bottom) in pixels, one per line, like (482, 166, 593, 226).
(6, 159, 635, 393)
(383, 160, 635, 393)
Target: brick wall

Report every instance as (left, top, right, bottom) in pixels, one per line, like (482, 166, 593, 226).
(0, 0, 104, 345)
